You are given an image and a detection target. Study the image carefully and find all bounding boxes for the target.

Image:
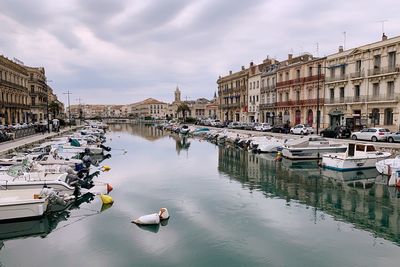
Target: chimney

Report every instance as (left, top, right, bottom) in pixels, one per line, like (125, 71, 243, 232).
(250, 61, 254, 67)
(338, 46, 344, 52)
(241, 66, 245, 70)
(382, 33, 388, 41)
(229, 70, 232, 75)
(288, 54, 293, 60)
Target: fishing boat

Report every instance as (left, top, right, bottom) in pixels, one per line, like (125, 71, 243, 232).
(282, 136, 347, 159)
(254, 137, 286, 153)
(321, 143, 391, 171)
(0, 188, 49, 221)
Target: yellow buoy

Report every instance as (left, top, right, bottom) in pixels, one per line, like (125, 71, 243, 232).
(100, 194, 114, 204)
(101, 165, 111, 172)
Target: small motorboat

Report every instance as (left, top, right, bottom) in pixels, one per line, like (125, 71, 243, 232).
(322, 143, 391, 171)
(375, 155, 400, 176)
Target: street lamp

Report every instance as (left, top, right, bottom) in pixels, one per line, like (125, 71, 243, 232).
(63, 91, 72, 128)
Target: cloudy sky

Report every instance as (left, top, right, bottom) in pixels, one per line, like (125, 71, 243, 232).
(0, 0, 399, 105)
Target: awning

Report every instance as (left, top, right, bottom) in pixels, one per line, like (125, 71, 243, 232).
(329, 110, 344, 116)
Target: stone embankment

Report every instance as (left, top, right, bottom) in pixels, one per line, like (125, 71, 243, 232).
(201, 126, 400, 155)
(0, 126, 83, 156)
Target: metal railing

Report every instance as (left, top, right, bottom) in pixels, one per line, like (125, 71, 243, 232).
(325, 74, 348, 82)
(368, 65, 400, 76)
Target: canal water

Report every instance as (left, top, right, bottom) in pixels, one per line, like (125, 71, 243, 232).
(1, 123, 400, 267)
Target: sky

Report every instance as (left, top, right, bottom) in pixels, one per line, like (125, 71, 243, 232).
(0, 0, 399, 106)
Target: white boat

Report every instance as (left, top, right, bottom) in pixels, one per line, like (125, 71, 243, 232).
(282, 136, 347, 159)
(0, 188, 49, 221)
(322, 143, 391, 171)
(255, 137, 286, 153)
(375, 155, 400, 176)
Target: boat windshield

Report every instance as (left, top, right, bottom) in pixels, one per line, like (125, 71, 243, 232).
(6, 164, 29, 178)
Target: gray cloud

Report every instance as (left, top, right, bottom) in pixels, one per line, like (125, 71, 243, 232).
(0, 0, 399, 105)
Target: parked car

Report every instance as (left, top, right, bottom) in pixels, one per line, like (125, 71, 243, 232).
(228, 122, 240, 129)
(386, 131, 400, 143)
(351, 127, 390, 142)
(320, 125, 351, 138)
(254, 123, 272, 132)
(271, 124, 290, 134)
(290, 124, 315, 135)
(244, 122, 257, 130)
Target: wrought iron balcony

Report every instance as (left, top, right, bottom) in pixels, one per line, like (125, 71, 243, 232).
(368, 65, 400, 76)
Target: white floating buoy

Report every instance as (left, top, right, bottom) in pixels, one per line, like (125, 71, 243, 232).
(132, 213, 160, 225)
(159, 208, 170, 220)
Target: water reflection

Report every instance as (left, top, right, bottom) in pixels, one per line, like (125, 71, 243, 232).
(0, 192, 111, 251)
(110, 123, 166, 141)
(218, 146, 400, 245)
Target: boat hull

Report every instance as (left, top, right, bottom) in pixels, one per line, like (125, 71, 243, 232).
(322, 154, 391, 171)
(282, 146, 347, 159)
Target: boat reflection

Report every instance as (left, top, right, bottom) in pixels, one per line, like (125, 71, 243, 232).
(218, 146, 400, 245)
(0, 192, 111, 249)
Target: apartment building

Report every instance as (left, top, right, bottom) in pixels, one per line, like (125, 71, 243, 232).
(260, 61, 279, 124)
(275, 54, 325, 128)
(324, 34, 400, 131)
(217, 67, 248, 122)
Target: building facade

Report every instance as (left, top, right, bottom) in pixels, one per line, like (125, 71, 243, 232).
(218, 67, 248, 122)
(0, 55, 30, 125)
(260, 60, 279, 124)
(275, 54, 325, 129)
(324, 35, 400, 131)
(26, 66, 48, 122)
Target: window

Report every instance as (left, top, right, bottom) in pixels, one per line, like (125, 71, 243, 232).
(256, 95, 259, 102)
(256, 81, 259, 88)
(385, 108, 394, 125)
(355, 60, 361, 72)
(296, 69, 300, 79)
(374, 55, 381, 69)
(279, 73, 283, 82)
(308, 89, 313, 99)
(388, 51, 396, 69)
(30, 85, 34, 93)
(330, 88, 334, 99)
(354, 85, 360, 99)
(387, 81, 394, 99)
(373, 83, 379, 96)
(339, 87, 345, 99)
(285, 92, 289, 101)
(340, 65, 346, 76)
(296, 91, 300, 101)
(286, 72, 289, 81)
(308, 67, 313, 77)
(330, 68, 335, 78)
(279, 93, 282, 102)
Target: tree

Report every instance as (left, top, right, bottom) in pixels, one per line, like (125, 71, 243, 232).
(176, 103, 190, 122)
(49, 101, 60, 119)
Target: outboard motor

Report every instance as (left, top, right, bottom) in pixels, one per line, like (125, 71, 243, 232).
(100, 144, 112, 152)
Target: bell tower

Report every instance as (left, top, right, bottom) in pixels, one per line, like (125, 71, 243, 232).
(174, 86, 181, 102)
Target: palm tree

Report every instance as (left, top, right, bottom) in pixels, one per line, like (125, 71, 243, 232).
(176, 103, 190, 122)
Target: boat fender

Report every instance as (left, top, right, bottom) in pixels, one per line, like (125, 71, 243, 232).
(132, 213, 160, 225)
(100, 194, 114, 204)
(159, 208, 170, 220)
(106, 183, 113, 193)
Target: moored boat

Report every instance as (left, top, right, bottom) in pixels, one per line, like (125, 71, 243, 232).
(322, 143, 391, 171)
(282, 136, 347, 159)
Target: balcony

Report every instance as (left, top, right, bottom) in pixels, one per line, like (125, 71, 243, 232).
(275, 98, 324, 107)
(349, 71, 364, 79)
(259, 103, 275, 110)
(368, 65, 400, 76)
(325, 94, 397, 104)
(260, 85, 276, 94)
(0, 79, 28, 91)
(220, 102, 241, 109)
(325, 74, 348, 82)
(276, 75, 324, 88)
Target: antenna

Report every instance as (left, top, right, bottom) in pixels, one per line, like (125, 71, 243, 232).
(343, 31, 346, 50)
(377, 19, 388, 35)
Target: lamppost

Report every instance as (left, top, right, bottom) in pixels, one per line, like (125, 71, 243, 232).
(316, 65, 321, 135)
(63, 91, 72, 128)
(45, 79, 54, 133)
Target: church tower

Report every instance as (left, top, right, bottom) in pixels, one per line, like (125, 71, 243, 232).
(174, 86, 181, 102)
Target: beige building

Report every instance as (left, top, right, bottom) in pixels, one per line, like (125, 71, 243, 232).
(275, 54, 325, 129)
(217, 67, 249, 122)
(0, 55, 30, 125)
(260, 62, 279, 124)
(324, 34, 400, 131)
(26, 66, 48, 122)
(131, 98, 168, 119)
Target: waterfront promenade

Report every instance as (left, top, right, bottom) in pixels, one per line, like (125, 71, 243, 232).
(0, 126, 81, 156)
